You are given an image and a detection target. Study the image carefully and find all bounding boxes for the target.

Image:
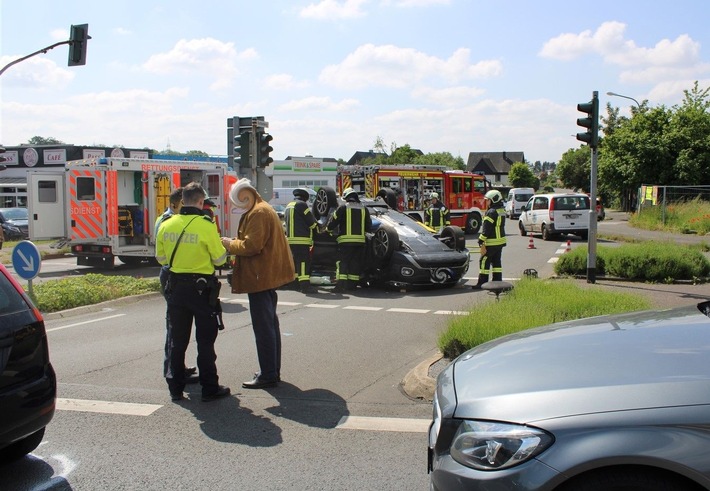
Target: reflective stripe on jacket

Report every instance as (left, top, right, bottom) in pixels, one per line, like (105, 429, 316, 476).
(479, 206, 507, 246)
(327, 201, 372, 244)
(285, 200, 317, 246)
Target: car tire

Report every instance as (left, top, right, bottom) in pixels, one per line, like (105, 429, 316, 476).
(465, 212, 482, 234)
(518, 220, 527, 237)
(579, 231, 589, 240)
(376, 188, 397, 209)
(313, 186, 338, 221)
(440, 226, 467, 251)
(541, 223, 552, 241)
(0, 427, 45, 462)
(370, 223, 398, 263)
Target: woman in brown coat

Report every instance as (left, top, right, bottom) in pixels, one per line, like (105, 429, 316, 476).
(222, 179, 294, 389)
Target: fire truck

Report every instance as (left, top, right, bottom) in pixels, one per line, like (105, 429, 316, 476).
(337, 165, 491, 234)
(27, 157, 237, 268)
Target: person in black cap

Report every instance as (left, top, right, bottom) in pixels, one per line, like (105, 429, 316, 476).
(284, 188, 318, 293)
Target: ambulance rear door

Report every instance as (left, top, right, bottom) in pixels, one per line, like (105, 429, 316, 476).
(27, 169, 67, 240)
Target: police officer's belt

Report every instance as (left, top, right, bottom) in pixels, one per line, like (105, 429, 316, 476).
(169, 273, 215, 283)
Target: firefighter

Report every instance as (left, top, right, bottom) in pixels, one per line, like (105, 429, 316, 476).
(425, 192, 450, 232)
(471, 189, 507, 290)
(155, 182, 230, 403)
(326, 187, 373, 293)
(285, 188, 318, 294)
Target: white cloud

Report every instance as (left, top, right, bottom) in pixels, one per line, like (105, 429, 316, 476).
(0, 55, 74, 89)
(299, 0, 369, 20)
(113, 27, 132, 36)
(383, 0, 450, 6)
(278, 96, 360, 111)
(50, 28, 68, 41)
(142, 38, 258, 91)
(410, 85, 485, 105)
(264, 73, 312, 90)
(540, 21, 701, 68)
(319, 44, 502, 89)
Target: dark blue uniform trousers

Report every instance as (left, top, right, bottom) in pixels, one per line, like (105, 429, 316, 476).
(165, 280, 220, 396)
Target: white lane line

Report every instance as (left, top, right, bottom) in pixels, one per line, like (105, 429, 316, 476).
(548, 257, 560, 263)
(555, 248, 566, 254)
(306, 304, 340, 309)
(276, 301, 302, 306)
(46, 314, 126, 333)
(343, 306, 383, 311)
(336, 415, 429, 433)
(387, 308, 430, 314)
(56, 398, 162, 416)
(221, 298, 249, 304)
(434, 310, 469, 316)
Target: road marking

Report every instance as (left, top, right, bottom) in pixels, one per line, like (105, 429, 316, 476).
(343, 306, 383, 311)
(434, 310, 469, 315)
(306, 304, 340, 309)
(548, 257, 560, 263)
(46, 314, 126, 332)
(387, 308, 430, 314)
(336, 415, 429, 433)
(56, 398, 162, 416)
(222, 298, 249, 304)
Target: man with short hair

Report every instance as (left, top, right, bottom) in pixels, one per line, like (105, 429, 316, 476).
(156, 182, 230, 402)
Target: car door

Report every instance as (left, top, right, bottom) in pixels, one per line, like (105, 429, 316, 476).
(530, 196, 549, 233)
(520, 197, 535, 233)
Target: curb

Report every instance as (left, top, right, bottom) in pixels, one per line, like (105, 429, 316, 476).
(42, 292, 161, 320)
(401, 350, 442, 402)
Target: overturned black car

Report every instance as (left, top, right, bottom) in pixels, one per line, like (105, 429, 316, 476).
(309, 187, 470, 290)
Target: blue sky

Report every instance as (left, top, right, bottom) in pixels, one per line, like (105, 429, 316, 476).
(2, 0, 709, 164)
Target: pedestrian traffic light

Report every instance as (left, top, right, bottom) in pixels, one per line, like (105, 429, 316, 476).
(576, 94, 599, 148)
(234, 131, 251, 169)
(257, 133, 273, 167)
(68, 24, 90, 67)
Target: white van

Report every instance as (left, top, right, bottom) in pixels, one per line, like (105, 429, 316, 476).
(518, 193, 591, 240)
(505, 187, 535, 219)
(270, 187, 317, 206)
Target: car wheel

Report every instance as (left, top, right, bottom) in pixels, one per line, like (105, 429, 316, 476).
(0, 427, 45, 462)
(518, 220, 527, 236)
(370, 223, 398, 263)
(440, 226, 467, 251)
(376, 188, 397, 209)
(579, 231, 589, 240)
(313, 186, 338, 221)
(465, 212, 482, 234)
(541, 224, 552, 241)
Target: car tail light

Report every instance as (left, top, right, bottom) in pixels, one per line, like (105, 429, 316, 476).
(549, 198, 555, 222)
(102, 246, 111, 254)
(73, 244, 83, 252)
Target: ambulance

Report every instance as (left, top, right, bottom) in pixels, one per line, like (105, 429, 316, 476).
(27, 157, 237, 268)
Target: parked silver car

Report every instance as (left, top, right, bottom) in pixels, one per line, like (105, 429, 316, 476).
(428, 301, 710, 491)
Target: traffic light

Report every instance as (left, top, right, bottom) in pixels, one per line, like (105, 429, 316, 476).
(68, 24, 90, 67)
(576, 93, 599, 148)
(234, 131, 251, 169)
(257, 133, 273, 167)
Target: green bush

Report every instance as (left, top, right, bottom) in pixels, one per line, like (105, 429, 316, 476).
(438, 278, 650, 359)
(554, 242, 710, 282)
(31, 274, 160, 312)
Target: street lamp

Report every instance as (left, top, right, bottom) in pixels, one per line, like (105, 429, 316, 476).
(606, 91, 640, 108)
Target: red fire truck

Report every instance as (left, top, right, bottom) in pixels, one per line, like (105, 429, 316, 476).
(337, 165, 490, 234)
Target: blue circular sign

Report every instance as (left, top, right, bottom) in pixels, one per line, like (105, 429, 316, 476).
(12, 240, 42, 280)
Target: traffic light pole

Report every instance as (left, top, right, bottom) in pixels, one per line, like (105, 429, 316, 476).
(587, 146, 598, 284)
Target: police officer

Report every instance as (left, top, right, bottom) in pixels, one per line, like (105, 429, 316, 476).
(156, 182, 230, 402)
(327, 187, 373, 293)
(285, 188, 318, 294)
(471, 189, 507, 289)
(425, 192, 450, 232)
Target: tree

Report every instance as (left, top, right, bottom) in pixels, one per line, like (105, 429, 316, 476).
(556, 147, 591, 192)
(389, 144, 419, 166)
(414, 152, 464, 170)
(27, 136, 64, 145)
(507, 162, 538, 188)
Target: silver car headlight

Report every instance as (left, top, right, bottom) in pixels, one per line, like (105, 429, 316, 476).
(451, 420, 553, 470)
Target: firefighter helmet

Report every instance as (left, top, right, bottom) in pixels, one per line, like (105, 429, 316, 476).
(485, 189, 503, 204)
(342, 187, 357, 200)
(293, 188, 310, 201)
(430, 192, 439, 199)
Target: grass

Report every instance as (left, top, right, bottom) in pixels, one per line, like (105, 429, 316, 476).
(438, 278, 651, 359)
(554, 242, 710, 283)
(0, 239, 70, 265)
(630, 198, 710, 235)
(30, 274, 160, 313)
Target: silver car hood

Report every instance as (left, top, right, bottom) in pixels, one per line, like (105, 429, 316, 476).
(449, 304, 710, 423)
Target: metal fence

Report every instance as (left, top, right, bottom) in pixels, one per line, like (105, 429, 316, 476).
(638, 184, 710, 223)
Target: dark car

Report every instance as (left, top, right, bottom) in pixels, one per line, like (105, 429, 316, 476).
(428, 301, 710, 491)
(0, 207, 29, 240)
(0, 263, 56, 463)
(310, 187, 469, 289)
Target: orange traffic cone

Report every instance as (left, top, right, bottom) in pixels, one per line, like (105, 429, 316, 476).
(527, 237, 536, 249)
(565, 239, 572, 253)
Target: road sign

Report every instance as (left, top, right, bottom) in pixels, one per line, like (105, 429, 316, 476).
(12, 240, 42, 280)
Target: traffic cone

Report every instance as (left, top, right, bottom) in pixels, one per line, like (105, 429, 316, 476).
(527, 237, 536, 249)
(565, 239, 572, 253)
